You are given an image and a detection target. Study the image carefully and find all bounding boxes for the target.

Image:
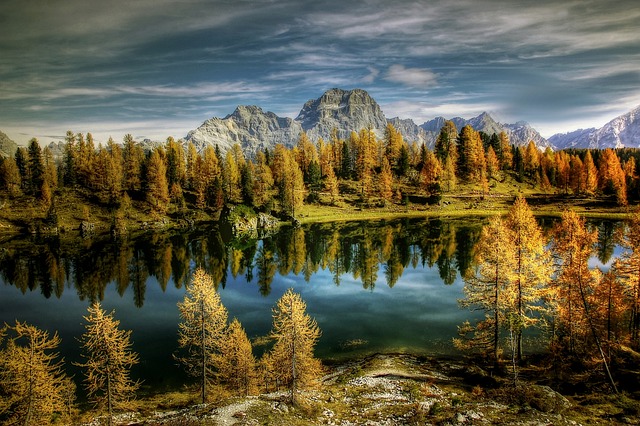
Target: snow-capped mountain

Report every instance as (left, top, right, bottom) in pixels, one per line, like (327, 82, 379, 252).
(550, 106, 640, 149)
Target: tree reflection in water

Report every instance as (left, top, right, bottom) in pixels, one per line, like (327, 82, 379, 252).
(2, 217, 615, 304)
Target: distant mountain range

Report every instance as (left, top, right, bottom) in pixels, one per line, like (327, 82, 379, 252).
(185, 88, 553, 156)
(549, 105, 640, 150)
(2, 89, 639, 157)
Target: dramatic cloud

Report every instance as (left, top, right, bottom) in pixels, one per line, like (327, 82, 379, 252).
(0, 0, 639, 143)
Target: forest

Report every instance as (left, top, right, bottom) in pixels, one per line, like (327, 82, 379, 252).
(0, 121, 638, 235)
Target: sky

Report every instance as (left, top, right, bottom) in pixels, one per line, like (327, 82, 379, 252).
(1, 0, 639, 146)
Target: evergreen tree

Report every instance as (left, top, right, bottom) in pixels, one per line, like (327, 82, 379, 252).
(77, 302, 139, 426)
(27, 138, 44, 196)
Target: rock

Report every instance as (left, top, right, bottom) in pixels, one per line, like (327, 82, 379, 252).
(527, 385, 571, 413)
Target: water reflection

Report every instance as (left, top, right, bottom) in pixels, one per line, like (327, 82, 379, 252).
(0, 218, 486, 303)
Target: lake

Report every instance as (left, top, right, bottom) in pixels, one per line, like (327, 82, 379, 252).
(0, 217, 621, 394)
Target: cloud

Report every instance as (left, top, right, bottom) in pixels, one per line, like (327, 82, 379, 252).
(385, 65, 438, 89)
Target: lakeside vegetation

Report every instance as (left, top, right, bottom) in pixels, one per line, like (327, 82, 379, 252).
(0, 122, 638, 235)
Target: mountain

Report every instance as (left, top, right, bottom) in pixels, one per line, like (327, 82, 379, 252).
(420, 113, 550, 149)
(0, 130, 18, 158)
(296, 88, 388, 141)
(185, 105, 303, 157)
(184, 88, 551, 156)
(550, 106, 640, 149)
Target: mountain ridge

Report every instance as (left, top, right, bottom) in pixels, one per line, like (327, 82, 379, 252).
(549, 105, 640, 149)
(185, 88, 554, 156)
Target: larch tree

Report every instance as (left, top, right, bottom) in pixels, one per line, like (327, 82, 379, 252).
(379, 156, 394, 203)
(146, 148, 170, 213)
(598, 149, 627, 206)
(217, 318, 258, 396)
(456, 216, 516, 365)
(267, 288, 322, 405)
(0, 321, 74, 426)
(551, 210, 618, 392)
(0, 156, 22, 196)
(582, 150, 599, 195)
(122, 134, 143, 193)
(505, 196, 551, 361)
(615, 208, 640, 348)
(77, 302, 140, 426)
(550, 210, 597, 353)
(176, 268, 229, 404)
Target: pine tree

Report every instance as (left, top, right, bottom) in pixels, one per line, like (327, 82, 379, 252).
(267, 288, 322, 405)
(27, 138, 44, 196)
(218, 318, 258, 396)
(77, 302, 139, 426)
(176, 268, 228, 403)
(122, 134, 143, 193)
(0, 321, 74, 426)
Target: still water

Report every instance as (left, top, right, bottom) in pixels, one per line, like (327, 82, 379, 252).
(0, 217, 621, 393)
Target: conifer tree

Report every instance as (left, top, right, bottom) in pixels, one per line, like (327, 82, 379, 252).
(615, 208, 640, 347)
(218, 318, 258, 396)
(0, 157, 22, 196)
(176, 268, 228, 403)
(27, 138, 44, 196)
(0, 321, 73, 426)
(267, 288, 322, 405)
(146, 148, 170, 212)
(506, 196, 551, 360)
(456, 216, 515, 364)
(551, 210, 617, 392)
(77, 302, 139, 426)
(122, 134, 143, 193)
(379, 156, 394, 203)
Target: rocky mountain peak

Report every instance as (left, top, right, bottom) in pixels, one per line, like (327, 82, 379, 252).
(550, 104, 640, 149)
(295, 88, 388, 140)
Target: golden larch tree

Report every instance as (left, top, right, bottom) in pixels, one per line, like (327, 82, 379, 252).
(217, 318, 258, 396)
(505, 196, 551, 360)
(77, 302, 140, 426)
(0, 321, 74, 426)
(176, 268, 228, 403)
(267, 288, 322, 405)
(456, 216, 516, 364)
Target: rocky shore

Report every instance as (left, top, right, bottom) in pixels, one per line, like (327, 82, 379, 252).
(82, 354, 639, 426)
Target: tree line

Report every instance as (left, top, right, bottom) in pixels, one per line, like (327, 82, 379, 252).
(0, 270, 321, 425)
(456, 198, 640, 393)
(0, 123, 638, 224)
